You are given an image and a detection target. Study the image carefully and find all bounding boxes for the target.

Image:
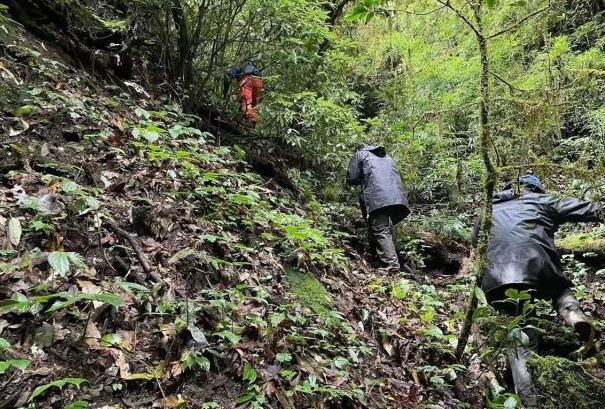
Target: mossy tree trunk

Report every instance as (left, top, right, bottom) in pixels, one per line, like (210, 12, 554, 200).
(170, 0, 193, 87)
(436, 0, 497, 360)
(457, 1, 497, 360)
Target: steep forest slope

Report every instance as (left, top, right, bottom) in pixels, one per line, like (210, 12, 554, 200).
(0, 21, 477, 409)
(1, 1, 605, 409)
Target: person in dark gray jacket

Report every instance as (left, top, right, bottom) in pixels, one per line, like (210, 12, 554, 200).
(472, 174, 602, 407)
(347, 144, 410, 271)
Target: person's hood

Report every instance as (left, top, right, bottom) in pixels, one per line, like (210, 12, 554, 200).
(492, 189, 518, 203)
(359, 144, 386, 157)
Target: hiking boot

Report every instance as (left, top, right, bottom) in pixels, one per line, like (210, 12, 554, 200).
(559, 307, 601, 343)
(375, 266, 399, 276)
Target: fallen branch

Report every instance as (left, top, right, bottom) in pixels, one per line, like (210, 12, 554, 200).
(0, 391, 20, 409)
(105, 219, 163, 284)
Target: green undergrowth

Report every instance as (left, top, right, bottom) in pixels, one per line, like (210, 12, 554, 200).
(0, 31, 385, 408)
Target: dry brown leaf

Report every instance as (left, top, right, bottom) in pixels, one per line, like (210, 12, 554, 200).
(382, 332, 394, 356)
(117, 329, 135, 351)
(275, 389, 296, 409)
(85, 322, 102, 349)
(152, 395, 187, 408)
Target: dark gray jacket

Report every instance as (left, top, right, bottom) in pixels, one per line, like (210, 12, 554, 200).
(347, 145, 410, 225)
(473, 189, 603, 300)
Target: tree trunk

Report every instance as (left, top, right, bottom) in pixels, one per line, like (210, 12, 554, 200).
(455, 1, 497, 360)
(319, 0, 354, 53)
(170, 0, 192, 87)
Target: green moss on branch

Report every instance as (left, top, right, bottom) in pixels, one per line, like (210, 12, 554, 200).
(284, 266, 334, 318)
(528, 355, 605, 409)
(556, 234, 605, 254)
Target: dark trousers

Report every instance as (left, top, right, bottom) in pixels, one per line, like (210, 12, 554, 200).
(368, 208, 400, 271)
(491, 286, 582, 407)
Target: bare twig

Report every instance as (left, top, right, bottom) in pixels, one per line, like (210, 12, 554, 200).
(105, 219, 164, 284)
(98, 222, 118, 274)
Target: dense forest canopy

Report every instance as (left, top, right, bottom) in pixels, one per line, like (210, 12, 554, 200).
(1, 0, 605, 408)
(132, 0, 605, 203)
(8, 0, 604, 198)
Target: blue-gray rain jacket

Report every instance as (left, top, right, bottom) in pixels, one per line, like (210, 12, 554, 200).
(472, 189, 603, 300)
(347, 145, 410, 225)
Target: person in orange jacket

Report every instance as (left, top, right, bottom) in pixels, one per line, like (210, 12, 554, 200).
(224, 61, 264, 124)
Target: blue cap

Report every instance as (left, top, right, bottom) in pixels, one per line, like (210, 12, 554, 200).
(226, 66, 242, 77)
(519, 174, 543, 192)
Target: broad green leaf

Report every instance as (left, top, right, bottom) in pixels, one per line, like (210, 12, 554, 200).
(66, 252, 85, 268)
(485, 0, 498, 7)
(134, 107, 151, 119)
(472, 306, 491, 321)
(64, 400, 91, 409)
(430, 375, 445, 385)
(29, 377, 88, 401)
(61, 181, 80, 194)
(509, 327, 530, 346)
(243, 364, 257, 384)
(76, 196, 100, 215)
(333, 356, 349, 369)
(194, 355, 211, 371)
(0, 361, 10, 374)
(0, 298, 29, 312)
(48, 252, 71, 276)
(199, 234, 219, 243)
(46, 293, 123, 312)
(169, 124, 203, 138)
(507, 315, 523, 331)
(100, 333, 123, 347)
(275, 352, 292, 363)
(214, 330, 241, 345)
(344, 5, 369, 22)
(28, 220, 55, 232)
(423, 326, 444, 339)
(0, 337, 10, 350)
(8, 359, 30, 371)
(8, 218, 21, 246)
(392, 279, 412, 300)
(475, 286, 488, 306)
(115, 281, 151, 293)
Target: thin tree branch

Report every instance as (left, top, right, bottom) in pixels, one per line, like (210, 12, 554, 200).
(435, 0, 482, 39)
(105, 219, 164, 284)
(487, 3, 550, 39)
(490, 71, 529, 93)
(397, 4, 446, 16)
